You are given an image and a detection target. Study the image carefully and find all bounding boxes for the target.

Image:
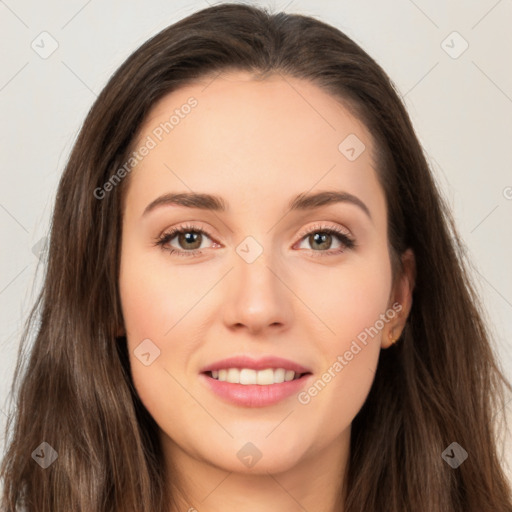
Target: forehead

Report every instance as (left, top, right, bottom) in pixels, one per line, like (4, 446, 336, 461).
(125, 71, 385, 220)
(137, 70, 374, 157)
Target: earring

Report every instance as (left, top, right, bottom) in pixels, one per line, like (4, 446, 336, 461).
(389, 331, 399, 345)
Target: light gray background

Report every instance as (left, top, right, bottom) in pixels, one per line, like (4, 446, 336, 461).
(1, 0, 511, 479)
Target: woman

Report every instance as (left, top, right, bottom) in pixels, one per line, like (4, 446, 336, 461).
(1, 3, 511, 511)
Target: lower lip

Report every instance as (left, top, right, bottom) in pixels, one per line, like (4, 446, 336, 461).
(200, 373, 313, 407)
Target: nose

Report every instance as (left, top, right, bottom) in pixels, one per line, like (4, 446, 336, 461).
(222, 249, 293, 336)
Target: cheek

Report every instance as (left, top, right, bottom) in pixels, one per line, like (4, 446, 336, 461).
(120, 276, 169, 338)
(301, 254, 392, 347)
(119, 245, 213, 341)
(295, 255, 392, 421)
(118, 246, 217, 398)
(119, 252, 209, 435)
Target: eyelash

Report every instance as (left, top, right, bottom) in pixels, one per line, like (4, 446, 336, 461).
(154, 222, 356, 258)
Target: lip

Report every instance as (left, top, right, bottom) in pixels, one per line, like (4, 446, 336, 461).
(199, 355, 313, 408)
(199, 372, 314, 408)
(200, 355, 312, 374)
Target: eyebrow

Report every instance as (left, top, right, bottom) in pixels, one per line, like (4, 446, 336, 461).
(142, 190, 371, 220)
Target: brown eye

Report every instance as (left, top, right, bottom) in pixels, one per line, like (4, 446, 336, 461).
(176, 231, 203, 250)
(308, 232, 334, 251)
(295, 225, 355, 257)
(156, 224, 217, 257)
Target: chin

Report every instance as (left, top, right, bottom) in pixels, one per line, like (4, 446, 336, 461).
(211, 449, 305, 475)
(197, 431, 311, 474)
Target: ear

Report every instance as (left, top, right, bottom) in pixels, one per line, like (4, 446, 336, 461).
(382, 248, 416, 349)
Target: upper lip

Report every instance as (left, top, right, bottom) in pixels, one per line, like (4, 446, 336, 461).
(200, 355, 312, 374)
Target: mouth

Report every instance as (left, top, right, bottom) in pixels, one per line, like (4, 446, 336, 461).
(203, 368, 311, 385)
(199, 356, 313, 407)
(200, 370, 313, 407)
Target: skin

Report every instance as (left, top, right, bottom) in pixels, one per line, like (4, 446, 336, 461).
(118, 71, 415, 512)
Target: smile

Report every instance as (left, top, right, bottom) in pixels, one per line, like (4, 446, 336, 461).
(199, 358, 313, 407)
(207, 368, 306, 385)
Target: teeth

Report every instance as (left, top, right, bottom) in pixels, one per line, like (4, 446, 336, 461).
(209, 368, 302, 385)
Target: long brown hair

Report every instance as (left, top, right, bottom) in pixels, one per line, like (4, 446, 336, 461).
(1, 3, 511, 511)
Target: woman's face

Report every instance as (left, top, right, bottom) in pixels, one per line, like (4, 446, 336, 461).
(119, 71, 413, 475)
